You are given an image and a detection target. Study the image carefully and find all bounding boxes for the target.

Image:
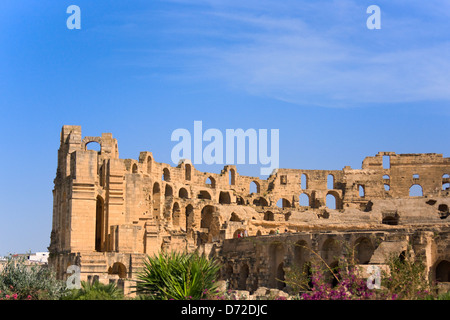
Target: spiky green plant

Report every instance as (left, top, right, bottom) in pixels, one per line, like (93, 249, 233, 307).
(134, 251, 221, 300)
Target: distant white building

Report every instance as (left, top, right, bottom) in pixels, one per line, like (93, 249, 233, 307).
(27, 252, 49, 264)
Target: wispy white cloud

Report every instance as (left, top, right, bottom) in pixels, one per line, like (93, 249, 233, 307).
(119, 0, 450, 108)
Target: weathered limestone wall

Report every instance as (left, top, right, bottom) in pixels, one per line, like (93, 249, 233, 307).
(48, 126, 450, 295)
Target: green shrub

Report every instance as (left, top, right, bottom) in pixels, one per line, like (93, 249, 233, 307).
(134, 251, 221, 300)
(63, 281, 124, 300)
(0, 255, 66, 300)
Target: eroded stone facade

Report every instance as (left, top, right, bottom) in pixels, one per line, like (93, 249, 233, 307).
(48, 126, 450, 294)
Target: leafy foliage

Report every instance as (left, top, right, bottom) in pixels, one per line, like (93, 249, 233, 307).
(134, 251, 221, 300)
(63, 280, 124, 300)
(0, 255, 66, 300)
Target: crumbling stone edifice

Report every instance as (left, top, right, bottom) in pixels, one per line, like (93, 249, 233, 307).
(48, 126, 450, 294)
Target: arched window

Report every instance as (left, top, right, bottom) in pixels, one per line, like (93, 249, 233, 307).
(264, 211, 274, 221)
(359, 185, 365, 197)
(409, 184, 423, 197)
(132, 164, 138, 174)
(301, 174, 308, 189)
(165, 184, 173, 197)
(178, 188, 189, 199)
(219, 191, 231, 204)
(326, 194, 336, 209)
(250, 181, 260, 194)
(86, 141, 101, 153)
(185, 164, 191, 181)
(162, 168, 171, 182)
(276, 198, 290, 209)
(435, 260, 450, 282)
(327, 174, 334, 189)
(206, 177, 215, 188)
(299, 193, 310, 207)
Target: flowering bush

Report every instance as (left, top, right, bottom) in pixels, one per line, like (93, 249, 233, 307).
(0, 255, 66, 300)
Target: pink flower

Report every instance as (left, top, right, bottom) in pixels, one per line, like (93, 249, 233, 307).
(12, 293, 17, 300)
(5, 295, 10, 299)
(27, 295, 32, 300)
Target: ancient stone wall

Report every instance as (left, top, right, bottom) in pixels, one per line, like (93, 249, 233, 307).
(48, 126, 450, 293)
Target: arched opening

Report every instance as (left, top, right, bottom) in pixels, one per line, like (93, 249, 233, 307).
(276, 198, 290, 209)
(253, 197, 268, 207)
(165, 184, 173, 197)
(86, 141, 101, 153)
(301, 174, 308, 189)
(172, 202, 181, 227)
(230, 212, 241, 222)
(147, 156, 152, 174)
(201, 205, 220, 243)
(358, 185, 365, 197)
(185, 163, 191, 181)
(268, 242, 285, 288)
(206, 177, 215, 188)
(95, 196, 105, 252)
(326, 194, 336, 209)
(409, 184, 423, 197)
(276, 263, 286, 290)
(178, 188, 189, 199)
(229, 168, 236, 185)
(443, 174, 450, 179)
(354, 237, 374, 264)
(442, 183, 450, 191)
(250, 181, 260, 194)
(327, 174, 334, 189)
(132, 164, 138, 174)
(153, 182, 161, 218)
(238, 264, 249, 290)
(185, 204, 194, 232)
(382, 215, 399, 225)
(264, 211, 274, 221)
(219, 191, 231, 204)
(321, 238, 340, 265)
(236, 196, 245, 205)
(384, 184, 390, 191)
(224, 263, 234, 283)
(198, 190, 211, 200)
(162, 168, 171, 182)
(435, 260, 450, 282)
(299, 193, 310, 207)
(294, 240, 309, 272)
(109, 262, 127, 279)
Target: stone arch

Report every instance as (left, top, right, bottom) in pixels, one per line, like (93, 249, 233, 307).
(185, 163, 192, 181)
(293, 240, 309, 272)
(172, 202, 181, 227)
(301, 173, 308, 189)
(327, 174, 334, 189)
(253, 197, 268, 207)
(83, 137, 102, 152)
(276, 262, 286, 290)
(250, 181, 260, 194)
(276, 198, 291, 209)
(178, 187, 189, 199)
(264, 211, 274, 221)
(233, 229, 246, 238)
(409, 184, 423, 197)
(198, 190, 211, 200)
(321, 238, 341, 265)
(206, 176, 216, 188)
(109, 262, 127, 279)
(165, 184, 173, 197)
(230, 212, 242, 222)
(326, 191, 342, 209)
(354, 237, 375, 264)
(219, 191, 231, 204)
(201, 205, 220, 242)
(132, 163, 138, 173)
(435, 260, 450, 282)
(185, 204, 194, 232)
(153, 182, 161, 218)
(268, 241, 286, 289)
(95, 195, 105, 252)
(299, 193, 310, 207)
(162, 168, 171, 182)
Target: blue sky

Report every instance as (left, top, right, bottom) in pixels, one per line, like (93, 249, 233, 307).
(0, 0, 449, 256)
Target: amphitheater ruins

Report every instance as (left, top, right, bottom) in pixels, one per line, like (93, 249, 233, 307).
(48, 125, 450, 295)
